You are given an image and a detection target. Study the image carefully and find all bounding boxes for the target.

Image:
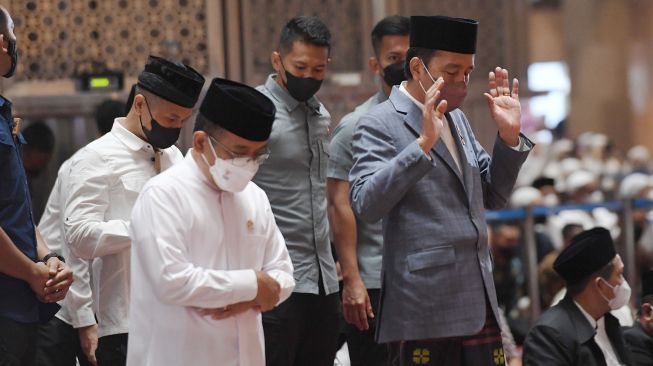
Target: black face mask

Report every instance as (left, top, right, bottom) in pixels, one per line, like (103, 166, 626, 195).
(140, 97, 181, 149)
(3, 39, 17, 78)
(280, 61, 322, 102)
(381, 61, 406, 87)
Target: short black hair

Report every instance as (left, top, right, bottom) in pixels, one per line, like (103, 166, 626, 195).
(566, 259, 614, 298)
(404, 47, 439, 80)
(193, 113, 225, 137)
(279, 16, 331, 54)
(562, 223, 584, 242)
(371, 15, 410, 55)
(125, 84, 137, 115)
(95, 100, 125, 135)
(22, 121, 55, 154)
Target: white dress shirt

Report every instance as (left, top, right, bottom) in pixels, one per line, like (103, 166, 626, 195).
(39, 156, 96, 328)
(63, 118, 182, 337)
(574, 300, 625, 366)
(127, 151, 295, 366)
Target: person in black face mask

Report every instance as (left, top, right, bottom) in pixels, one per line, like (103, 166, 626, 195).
(0, 5, 75, 366)
(254, 16, 340, 366)
(61, 55, 204, 366)
(326, 15, 409, 366)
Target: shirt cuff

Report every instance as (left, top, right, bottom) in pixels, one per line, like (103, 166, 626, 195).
(508, 136, 530, 152)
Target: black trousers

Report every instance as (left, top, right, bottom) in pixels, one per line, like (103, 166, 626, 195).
(263, 291, 341, 366)
(96, 333, 128, 366)
(0, 316, 37, 366)
(34, 317, 93, 366)
(344, 288, 388, 366)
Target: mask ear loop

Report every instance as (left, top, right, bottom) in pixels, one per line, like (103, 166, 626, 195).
(418, 58, 437, 94)
(201, 135, 220, 168)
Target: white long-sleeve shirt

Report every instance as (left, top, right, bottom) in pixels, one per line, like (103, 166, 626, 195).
(63, 119, 182, 337)
(127, 151, 295, 366)
(39, 156, 96, 328)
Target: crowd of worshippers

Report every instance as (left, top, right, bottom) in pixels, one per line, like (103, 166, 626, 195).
(1, 3, 653, 366)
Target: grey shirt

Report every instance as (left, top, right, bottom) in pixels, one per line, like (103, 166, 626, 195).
(254, 74, 338, 295)
(327, 91, 387, 289)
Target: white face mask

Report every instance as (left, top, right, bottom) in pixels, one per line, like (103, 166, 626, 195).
(201, 139, 259, 193)
(599, 278, 632, 310)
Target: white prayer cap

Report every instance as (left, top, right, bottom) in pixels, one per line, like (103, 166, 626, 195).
(566, 170, 597, 193)
(560, 158, 582, 177)
(589, 133, 608, 148)
(510, 186, 542, 207)
(618, 173, 653, 199)
(577, 132, 595, 148)
(627, 145, 650, 162)
(551, 139, 574, 158)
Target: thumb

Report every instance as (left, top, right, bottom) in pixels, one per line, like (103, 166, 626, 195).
(483, 93, 494, 110)
(47, 259, 58, 276)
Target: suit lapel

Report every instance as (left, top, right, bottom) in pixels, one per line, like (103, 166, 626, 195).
(446, 112, 472, 200)
(393, 90, 465, 189)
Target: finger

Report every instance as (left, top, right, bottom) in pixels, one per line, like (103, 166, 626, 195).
(494, 67, 503, 96)
(484, 93, 495, 112)
(45, 289, 67, 303)
(47, 259, 58, 277)
(355, 303, 368, 331)
(488, 71, 498, 97)
(434, 100, 447, 120)
(511, 78, 519, 100)
(365, 296, 374, 319)
(502, 68, 510, 96)
(46, 270, 72, 287)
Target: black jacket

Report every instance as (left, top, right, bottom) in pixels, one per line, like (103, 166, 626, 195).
(623, 322, 653, 365)
(523, 297, 631, 366)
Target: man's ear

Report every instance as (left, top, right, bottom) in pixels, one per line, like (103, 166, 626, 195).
(192, 130, 207, 152)
(133, 94, 145, 116)
(409, 56, 422, 80)
(368, 56, 380, 76)
(271, 51, 282, 74)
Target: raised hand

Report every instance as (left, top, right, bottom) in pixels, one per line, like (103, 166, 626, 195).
(417, 77, 448, 155)
(484, 67, 522, 147)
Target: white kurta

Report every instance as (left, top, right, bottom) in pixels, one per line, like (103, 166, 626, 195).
(127, 151, 295, 366)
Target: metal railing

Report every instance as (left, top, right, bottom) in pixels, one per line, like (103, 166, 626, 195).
(486, 199, 653, 323)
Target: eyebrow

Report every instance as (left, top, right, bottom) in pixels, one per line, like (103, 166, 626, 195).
(444, 63, 474, 70)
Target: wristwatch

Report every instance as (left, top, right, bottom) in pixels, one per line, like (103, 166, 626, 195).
(41, 252, 66, 263)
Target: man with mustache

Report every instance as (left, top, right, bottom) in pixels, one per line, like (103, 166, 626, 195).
(349, 15, 533, 365)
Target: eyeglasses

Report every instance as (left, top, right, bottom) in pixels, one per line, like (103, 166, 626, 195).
(208, 135, 270, 166)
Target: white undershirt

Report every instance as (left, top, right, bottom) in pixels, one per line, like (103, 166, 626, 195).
(574, 300, 624, 366)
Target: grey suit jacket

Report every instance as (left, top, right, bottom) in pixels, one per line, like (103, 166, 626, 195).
(349, 87, 531, 343)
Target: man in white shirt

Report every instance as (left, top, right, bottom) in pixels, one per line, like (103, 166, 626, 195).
(35, 100, 125, 366)
(524, 227, 632, 366)
(63, 55, 205, 365)
(127, 77, 295, 366)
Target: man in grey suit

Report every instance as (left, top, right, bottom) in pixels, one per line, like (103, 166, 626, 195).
(349, 16, 533, 366)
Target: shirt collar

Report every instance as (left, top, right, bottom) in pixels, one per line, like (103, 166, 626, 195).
(264, 73, 321, 112)
(111, 117, 152, 152)
(399, 81, 425, 111)
(574, 299, 601, 330)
